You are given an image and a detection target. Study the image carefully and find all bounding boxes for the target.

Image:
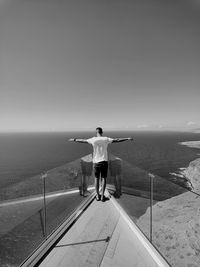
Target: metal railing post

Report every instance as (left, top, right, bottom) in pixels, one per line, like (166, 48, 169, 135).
(149, 173, 155, 243)
(41, 172, 47, 240)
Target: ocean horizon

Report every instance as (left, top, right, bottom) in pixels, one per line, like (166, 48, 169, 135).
(1, 131, 200, 192)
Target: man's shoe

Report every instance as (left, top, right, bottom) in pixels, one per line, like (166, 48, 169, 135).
(101, 195, 105, 202)
(96, 195, 100, 201)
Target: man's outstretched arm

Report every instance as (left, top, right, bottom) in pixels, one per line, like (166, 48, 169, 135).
(112, 137, 133, 143)
(68, 138, 88, 143)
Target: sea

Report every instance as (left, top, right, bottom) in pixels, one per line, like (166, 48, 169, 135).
(1, 131, 200, 191)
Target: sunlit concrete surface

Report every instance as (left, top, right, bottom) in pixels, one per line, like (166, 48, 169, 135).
(38, 193, 169, 267)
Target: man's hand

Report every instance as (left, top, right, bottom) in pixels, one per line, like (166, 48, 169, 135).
(112, 137, 133, 143)
(68, 138, 75, 142)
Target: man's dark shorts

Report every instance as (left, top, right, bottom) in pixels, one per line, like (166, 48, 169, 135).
(94, 161, 108, 179)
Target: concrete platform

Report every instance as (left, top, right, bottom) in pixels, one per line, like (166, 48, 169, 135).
(38, 193, 169, 267)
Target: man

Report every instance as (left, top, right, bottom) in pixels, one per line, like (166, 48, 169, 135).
(69, 127, 133, 202)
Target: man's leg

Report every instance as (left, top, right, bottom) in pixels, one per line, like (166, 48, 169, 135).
(94, 163, 101, 200)
(95, 177, 100, 199)
(101, 161, 108, 201)
(101, 177, 106, 201)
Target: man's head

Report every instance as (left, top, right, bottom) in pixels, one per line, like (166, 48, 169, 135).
(96, 127, 103, 136)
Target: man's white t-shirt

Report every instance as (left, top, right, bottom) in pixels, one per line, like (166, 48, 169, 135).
(87, 136, 113, 163)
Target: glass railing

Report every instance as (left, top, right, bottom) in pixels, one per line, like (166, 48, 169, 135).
(0, 177, 45, 267)
(107, 154, 200, 267)
(0, 154, 95, 267)
(44, 154, 95, 236)
(1, 152, 199, 267)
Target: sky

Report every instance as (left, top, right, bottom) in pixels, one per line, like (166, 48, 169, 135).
(1, 0, 200, 132)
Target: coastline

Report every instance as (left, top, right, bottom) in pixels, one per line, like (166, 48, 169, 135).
(179, 140, 200, 149)
(179, 141, 200, 192)
(168, 141, 200, 190)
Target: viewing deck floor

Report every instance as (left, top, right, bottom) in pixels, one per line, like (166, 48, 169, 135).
(38, 192, 169, 267)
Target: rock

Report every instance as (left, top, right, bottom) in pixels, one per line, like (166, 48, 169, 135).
(183, 158, 200, 194)
(137, 158, 200, 267)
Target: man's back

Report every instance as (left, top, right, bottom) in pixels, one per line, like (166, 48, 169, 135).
(87, 136, 113, 163)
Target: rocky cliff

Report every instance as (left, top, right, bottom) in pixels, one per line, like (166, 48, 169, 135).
(183, 158, 200, 194)
(138, 157, 200, 267)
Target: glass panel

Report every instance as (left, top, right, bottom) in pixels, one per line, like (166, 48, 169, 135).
(0, 154, 95, 266)
(0, 175, 45, 267)
(45, 154, 95, 236)
(107, 154, 151, 239)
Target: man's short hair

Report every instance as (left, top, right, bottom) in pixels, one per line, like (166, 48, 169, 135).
(96, 127, 103, 134)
